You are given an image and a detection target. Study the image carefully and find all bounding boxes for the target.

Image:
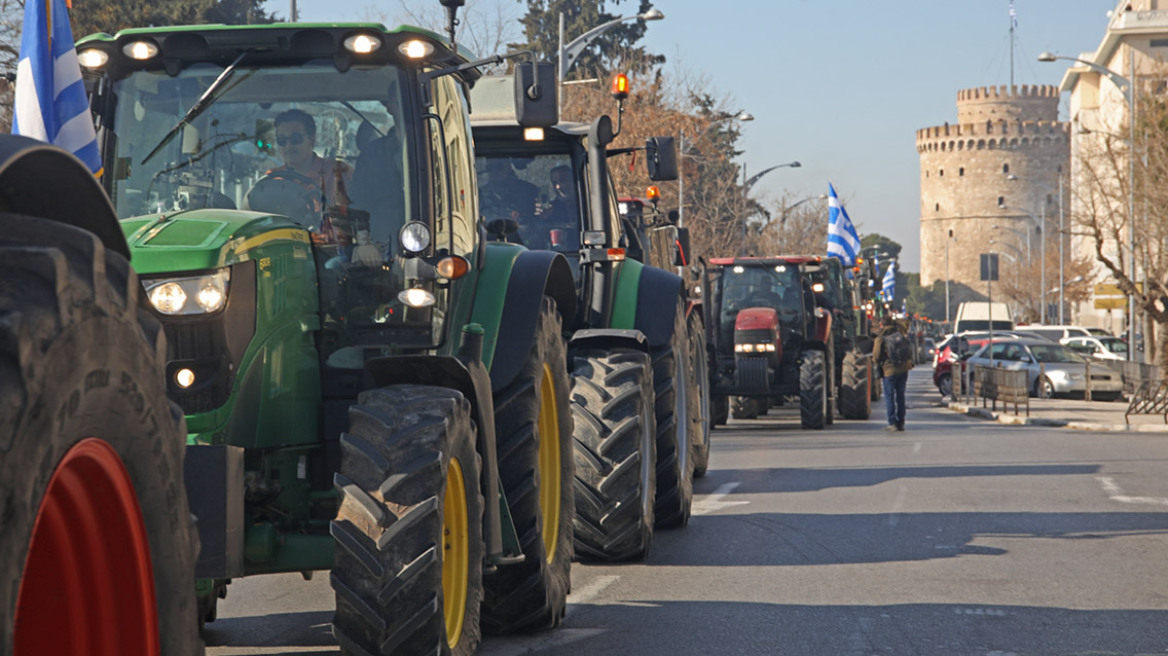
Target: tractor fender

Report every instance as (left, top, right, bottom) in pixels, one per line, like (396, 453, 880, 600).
(612, 261, 685, 349)
(813, 308, 833, 344)
(0, 135, 128, 259)
(568, 328, 650, 358)
(481, 249, 576, 392)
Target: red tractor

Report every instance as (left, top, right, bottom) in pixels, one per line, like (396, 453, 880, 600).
(703, 256, 835, 429)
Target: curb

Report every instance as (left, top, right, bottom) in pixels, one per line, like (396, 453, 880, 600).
(948, 402, 1168, 433)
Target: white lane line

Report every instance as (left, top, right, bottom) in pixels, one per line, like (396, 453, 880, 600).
(692, 481, 750, 516)
(913, 441, 922, 453)
(887, 486, 907, 526)
(1096, 476, 1168, 506)
(570, 574, 620, 605)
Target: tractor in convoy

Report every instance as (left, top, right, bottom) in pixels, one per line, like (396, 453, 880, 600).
(801, 256, 873, 420)
(469, 73, 706, 563)
(55, 6, 578, 654)
(703, 256, 838, 429)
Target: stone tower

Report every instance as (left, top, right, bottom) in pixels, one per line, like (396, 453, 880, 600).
(917, 85, 1069, 311)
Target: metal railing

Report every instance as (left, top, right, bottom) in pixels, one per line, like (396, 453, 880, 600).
(1115, 361, 1161, 395)
(971, 365, 1030, 416)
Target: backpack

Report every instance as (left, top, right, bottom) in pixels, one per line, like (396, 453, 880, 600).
(884, 330, 913, 364)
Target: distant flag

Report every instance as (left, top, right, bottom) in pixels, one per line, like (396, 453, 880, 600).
(826, 183, 861, 267)
(1009, 1, 1018, 28)
(12, 0, 103, 175)
(882, 259, 897, 302)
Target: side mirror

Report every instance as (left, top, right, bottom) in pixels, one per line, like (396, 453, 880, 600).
(514, 62, 557, 128)
(645, 136, 678, 181)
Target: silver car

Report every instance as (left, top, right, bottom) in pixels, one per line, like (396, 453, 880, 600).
(967, 339, 1124, 401)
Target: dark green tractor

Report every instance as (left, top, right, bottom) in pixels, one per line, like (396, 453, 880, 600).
(78, 13, 578, 654)
(469, 76, 701, 562)
(802, 257, 873, 420)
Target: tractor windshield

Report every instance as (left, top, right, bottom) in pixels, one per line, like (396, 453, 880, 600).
(109, 61, 411, 247)
(715, 263, 804, 342)
(474, 152, 580, 254)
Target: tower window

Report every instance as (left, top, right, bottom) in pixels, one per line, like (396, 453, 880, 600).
(1003, 163, 1010, 174)
(939, 169, 944, 177)
(935, 203, 940, 212)
(959, 167, 965, 176)
(998, 196, 1005, 207)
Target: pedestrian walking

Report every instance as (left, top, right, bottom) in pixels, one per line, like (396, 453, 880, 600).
(873, 315, 913, 431)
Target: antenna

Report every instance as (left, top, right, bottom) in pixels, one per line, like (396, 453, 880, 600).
(1009, 0, 1017, 86)
(439, 0, 465, 52)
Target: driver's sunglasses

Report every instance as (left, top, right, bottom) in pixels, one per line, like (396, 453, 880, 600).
(276, 133, 306, 146)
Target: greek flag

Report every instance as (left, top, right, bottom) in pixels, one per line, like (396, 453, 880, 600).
(827, 183, 861, 267)
(12, 0, 102, 175)
(882, 259, 896, 301)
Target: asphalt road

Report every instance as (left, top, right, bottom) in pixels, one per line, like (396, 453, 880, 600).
(205, 367, 1168, 655)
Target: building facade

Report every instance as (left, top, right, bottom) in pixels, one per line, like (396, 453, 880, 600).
(918, 85, 1069, 323)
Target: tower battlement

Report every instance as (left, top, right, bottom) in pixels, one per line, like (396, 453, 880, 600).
(956, 84, 1060, 102)
(915, 121, 1069, 152)
(955, 84, 1060, 123)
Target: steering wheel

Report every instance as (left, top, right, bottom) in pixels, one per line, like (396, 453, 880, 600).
(245, 170, 323, 226)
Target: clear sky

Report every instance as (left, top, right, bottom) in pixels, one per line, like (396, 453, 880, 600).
(267, 0, 1115, 271)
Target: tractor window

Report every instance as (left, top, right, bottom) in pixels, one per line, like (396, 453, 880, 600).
(475, 152, 579, 254)
(429, 75, 476, 259)
(717, 264, 803, 328)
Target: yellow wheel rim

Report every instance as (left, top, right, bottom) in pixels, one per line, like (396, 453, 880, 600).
(538, 363, 562, 562)
(443, 458, 469, 648)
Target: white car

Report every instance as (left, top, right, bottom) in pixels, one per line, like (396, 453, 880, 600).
(1061, 335, 1129, 362)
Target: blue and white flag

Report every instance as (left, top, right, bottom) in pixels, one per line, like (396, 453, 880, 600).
(12, 0, 102, 175)
(882, 259, 896, 302)
(827, 183, 861, 267)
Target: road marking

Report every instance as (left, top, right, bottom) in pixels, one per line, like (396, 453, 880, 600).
(692, 482, 750, 515)
(1096, 476, 1168, 506)
(887, 486, 907, 526)
(570, 574, 619, 605)
(913, 441, 922, 453)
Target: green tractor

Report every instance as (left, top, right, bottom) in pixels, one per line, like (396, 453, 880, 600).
(77, 10, 579, 654)
(468, 76, 702, 562)
(801, 257, 873, 420)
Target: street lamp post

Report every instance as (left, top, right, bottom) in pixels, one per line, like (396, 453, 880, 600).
(739, 161, 801, 255)
(1040, 50, 1136, 358)
(1008, 173, 1065, 322)
(558, 8, 665, 117)
(678, 111, 753, 228)
(945, 229, 956, 324)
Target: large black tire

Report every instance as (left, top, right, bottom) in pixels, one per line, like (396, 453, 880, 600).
(838, 350, 872, 420)
(824, 343, 836, 426)
(331, 386, 483, 656)
(799, 350, 828, 430)
(570, 349, 657, 561)
(686, 313, 712, 478)
(0, 215, 200, 655)
(482, 297, 574, 633)
(731, 396, 759, 420)
(651, 300, 695, 529)
(711, 396, 730, 427)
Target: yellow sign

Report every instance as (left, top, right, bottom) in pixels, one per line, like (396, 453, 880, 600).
(1094, 297, 1128, 310)
(1095, 282, 1142, 296)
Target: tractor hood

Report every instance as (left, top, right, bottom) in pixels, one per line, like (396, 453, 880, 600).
(122, 209, 310, 275)
(735, 307, 779, 332)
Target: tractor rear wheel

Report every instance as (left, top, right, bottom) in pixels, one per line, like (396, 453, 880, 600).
(0, 214, 200, 656)
(482, 297, 574, 633)
(686, 313, 711, 478)
(799, 350, 828, 430)
(331, 385, 483, 656)
(652, 300, 695, 529)
(731, 396, 759, 420)
(838, 350, 872, 420)
(571, 349, 656, 561)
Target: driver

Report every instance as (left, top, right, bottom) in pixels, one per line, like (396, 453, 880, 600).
(247, 109, 354, 231)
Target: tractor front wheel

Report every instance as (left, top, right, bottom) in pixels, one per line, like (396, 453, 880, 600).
(838, 350, 872, 420)
(731, 396, 759, 420)
(799, 350, 828, 430)
(686, 313, 712, 478)
(652, 300, 695, 529)
(571, 349, 656, 561)
(331, 386, 483, 656)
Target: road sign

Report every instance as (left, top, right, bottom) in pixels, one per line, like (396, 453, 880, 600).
(1094, 297, 1128, 310)
(1095, 282, 1143, 296)
(980, 253, 999, 281)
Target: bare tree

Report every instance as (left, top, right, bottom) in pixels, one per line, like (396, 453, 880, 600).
(360, 0, 522, 71)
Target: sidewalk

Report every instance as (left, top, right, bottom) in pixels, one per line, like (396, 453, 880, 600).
(946, 392, 1168, 433)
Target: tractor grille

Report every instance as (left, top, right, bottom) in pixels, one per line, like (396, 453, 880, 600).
(735, 328, 775, 345)
(734, 357, 771, 393)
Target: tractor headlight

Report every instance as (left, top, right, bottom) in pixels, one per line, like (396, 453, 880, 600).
(144, 269, 231, 315)
(735, 343, 774, 354)
(400, 221, 431, 253)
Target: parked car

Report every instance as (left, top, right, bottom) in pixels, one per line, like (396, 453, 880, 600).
(1061, 335, 1128, 362)
(966, 339, 1124, 400)
(924, 338, 937, 361)
(1086, 327, 1113, 338)
(932, 332, 1024, 396)
(1023, 325, 1092, 342)
(953, 302, 1015, 334)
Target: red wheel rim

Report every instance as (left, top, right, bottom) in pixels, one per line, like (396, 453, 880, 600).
(15, 438, 159, 656)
